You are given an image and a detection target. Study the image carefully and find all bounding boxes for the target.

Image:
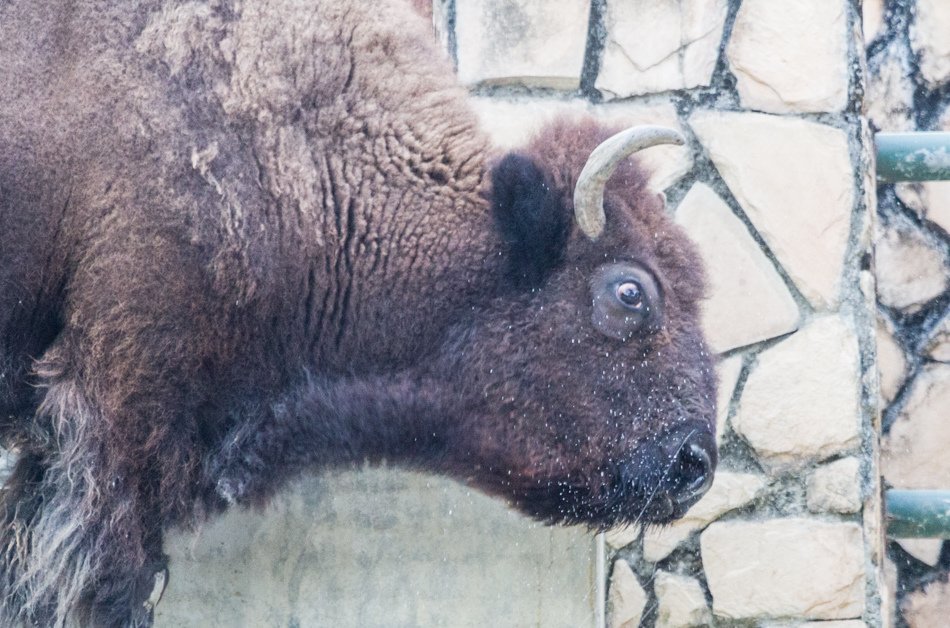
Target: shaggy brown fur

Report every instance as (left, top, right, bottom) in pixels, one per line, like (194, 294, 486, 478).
(0, 0, 717, 625)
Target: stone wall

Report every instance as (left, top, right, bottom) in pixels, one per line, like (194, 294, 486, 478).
(866, 1, 950, 627)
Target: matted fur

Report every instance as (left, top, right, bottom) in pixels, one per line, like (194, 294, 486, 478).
(0, 1, 717, 625)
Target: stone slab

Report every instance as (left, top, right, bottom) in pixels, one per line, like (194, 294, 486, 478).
(911, 0, 950, 88)
(654, 571, 711, 628)
(675, 183, 800, 353)
(157, 469, 596, 627)
(608, 559, 647, 628)
(806, 456, 863, 514)
(727, 0, 849, 113)
(701, 519, 865, 620)
(690, 111, 854, 309)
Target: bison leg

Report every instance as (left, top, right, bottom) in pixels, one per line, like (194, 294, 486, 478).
(209, 373, 446, 506)
(0, 378, 168, 628)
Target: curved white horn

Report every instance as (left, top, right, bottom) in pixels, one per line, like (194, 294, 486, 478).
(573, 126, 686, 240)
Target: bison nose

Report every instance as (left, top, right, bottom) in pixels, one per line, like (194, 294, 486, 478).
(657, 424, 716, 511)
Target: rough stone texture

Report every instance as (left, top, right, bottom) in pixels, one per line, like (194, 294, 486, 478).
(701, 519, 865, 620)
(455, 0, 590, 88)
(608, 560, 647, 628)
(762, 622, 867, 628)
(157, 470, 595, 627)
(876, 316, 907, 405)
(883, 364, 950, 489)
(895, 539, 943, 567)
(895, 181, 950, 236)
(643, 472, 765, 562)
(471, 98, 692, 192)
(863, 0, 885, 43)
(727, 0, 850, 113)
(690, 111, 855, 309)
(605, 525, 640, 550)
(596, 0, 728, 99)
(654, 572, 712, 628)
(925, 315, 950, 362)
(866, 46, 916, 132)
(674, 183, 800, 353)
(715, 355, 743, 444)
(875, 223, 949, 313)
(733, 315, 862, 469)
(902, 578, 950, 628)
(910, 0, 950, 88)
(806, 456, 863, 514)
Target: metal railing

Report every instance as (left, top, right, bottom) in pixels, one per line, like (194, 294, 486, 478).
(877, 132, 950, 538)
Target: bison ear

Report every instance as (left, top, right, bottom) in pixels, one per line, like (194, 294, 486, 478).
(490, 153, 572, 288)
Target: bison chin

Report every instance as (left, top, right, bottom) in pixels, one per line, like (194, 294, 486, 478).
(461, 421, 717, 529)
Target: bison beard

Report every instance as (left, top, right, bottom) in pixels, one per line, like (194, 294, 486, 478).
(0, 0, 718, 625)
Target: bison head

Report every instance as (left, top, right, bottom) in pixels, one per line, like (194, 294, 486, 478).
(428, 119, 717, 529)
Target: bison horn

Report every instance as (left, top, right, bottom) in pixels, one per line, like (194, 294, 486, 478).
(573, 126, 686, 240)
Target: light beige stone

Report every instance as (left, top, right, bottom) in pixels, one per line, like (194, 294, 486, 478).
(158, 469, 596, 627)
(715, 355, 743, 444)
(471, 98, 692, 192)
(875, 224, 949, 313)
(675, 184, 800, 353)
(895, 181, 950, 236)
(761, 622, 867, 628)
(733, 316, 862, 469)
(596, 0, 728, 98)
(883, 557, 898, 628)
(605, 524, 640, 550)
(690, 111, 854, 309)
(608, 559, 647, 628)
(924, 315, 950, 362)
(895, 539, 943, 566)
(654, 572, 711, 628)
(701, 519, 865, 619)
(910, 0, 950, 88)
(864, 0, 885, 43)
(902, 578, 950, 628)
(883, 364, 950, 489)
(876, 316, 907, 405)
(866, 46, 916, 132)
(455, 0, 590, 88)
(806, 456, 862, 514)
(727, 0, 849, 113)
(643, 472, 765, 562)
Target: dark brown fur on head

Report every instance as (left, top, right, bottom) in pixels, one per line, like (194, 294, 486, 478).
(0, 0, 715, 625)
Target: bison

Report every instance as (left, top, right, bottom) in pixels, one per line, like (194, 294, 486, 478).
(0, 0, 718, 625)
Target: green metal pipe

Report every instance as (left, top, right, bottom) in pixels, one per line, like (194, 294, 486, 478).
(876, 132, 950, 182)
(886, 489, 950, 538)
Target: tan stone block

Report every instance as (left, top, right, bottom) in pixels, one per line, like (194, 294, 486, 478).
(715, 355, 743, 444)
(654, 572, 711, 628)
(911, 0, 950, 88)
(761, 622, 867, 628)
(675, 183, 800, 353)
(608, 559, 647, 628)
(701, 518, 865, 620)
(924, 315, 950, 363)
(596, 0, 728, 98)
(806, 456, 862, 514)
(733, 316, 862, 469)
(883, 364, 950, 489)
(895, 181, 950, 237)
(605, 524, 640, 550)
(902, 578, 950, 628)
(866, 46, 916, 132)
(455, 0, 590, 88)
(876, 316, 907, 405)
(689, 111, 854, 309)
(643, 471, 765, 562)
(876, 224, 949, 313)
(895, 539, 943, 567)
(727, 0, 849, 113)
(864, 0, 885, 43)
(471, 98, 692, 192)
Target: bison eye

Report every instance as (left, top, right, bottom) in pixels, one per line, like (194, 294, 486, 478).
(615, 282, 644, 309)
(591, 263, 663, 340)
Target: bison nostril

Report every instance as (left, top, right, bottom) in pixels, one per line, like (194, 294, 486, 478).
(670, 436, 715, 507)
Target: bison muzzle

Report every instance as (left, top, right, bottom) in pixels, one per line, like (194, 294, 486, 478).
(0, 0, 718, 625)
